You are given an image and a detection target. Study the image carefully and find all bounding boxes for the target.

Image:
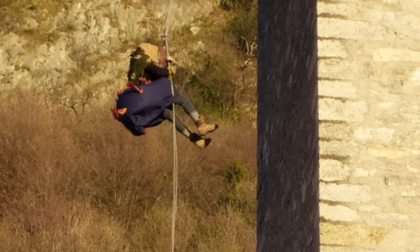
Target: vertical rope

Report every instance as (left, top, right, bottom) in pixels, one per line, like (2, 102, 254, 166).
(163, 1, 177, 251)
(167, 41, 178, 252)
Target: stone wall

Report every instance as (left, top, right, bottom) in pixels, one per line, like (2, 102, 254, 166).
(318, 0, 420, 251)
(257, 0, 319, 251)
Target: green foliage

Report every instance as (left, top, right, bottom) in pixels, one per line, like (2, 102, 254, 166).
(182, 50, 237, 119)
(225, 9, 257, 54)
(187, 223, 223, 251)
(218, 159, 256, 224)
(219, 158, 249, 207)
(223, 158, 249, 188)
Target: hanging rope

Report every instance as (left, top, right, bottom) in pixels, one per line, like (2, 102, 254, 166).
(161, 1, 178, 251)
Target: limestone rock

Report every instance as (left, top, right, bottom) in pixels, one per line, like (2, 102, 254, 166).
(318, 80, 357, 98)
(190, 26, 201, 35)
(318, 40, 348, 58)
(319, 123, 350, 139)
(318, 18, 393, 40)
(317, 3, 358, 17)
(320, 183, 373, 203)
(320, 203, 360, 222)
(373, 48, 420, 62)
(319, 99, 367, 122)
(354, 127, 395, 143)
(320, 159, 351, 182)
(374, 213, 410, 223)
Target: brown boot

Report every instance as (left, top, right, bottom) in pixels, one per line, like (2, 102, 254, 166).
(195, 116, 219, 136)
(190, 133, 211, 148)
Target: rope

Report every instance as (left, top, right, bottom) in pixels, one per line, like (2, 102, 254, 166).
(162, 1, 177, 251)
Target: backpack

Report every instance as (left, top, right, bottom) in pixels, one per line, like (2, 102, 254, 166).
(127, 48, 152, 85)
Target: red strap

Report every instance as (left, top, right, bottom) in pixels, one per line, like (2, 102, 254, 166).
(139, 77, 151, 85)
(159, 37, 166, 67)
(111, 107, 120, 121)
(126, 81, 144, 93)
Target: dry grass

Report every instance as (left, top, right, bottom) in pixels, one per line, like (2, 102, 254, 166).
(0, 89, 257, 251)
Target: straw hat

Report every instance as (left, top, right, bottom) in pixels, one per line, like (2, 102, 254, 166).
(139, 43, 159, 63)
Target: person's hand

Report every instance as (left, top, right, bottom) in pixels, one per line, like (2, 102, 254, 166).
(168, 65, 176, 75)
(166, 56, 176, 65)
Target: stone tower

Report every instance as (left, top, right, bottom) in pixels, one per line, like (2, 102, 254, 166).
(318, 0, 420, 251)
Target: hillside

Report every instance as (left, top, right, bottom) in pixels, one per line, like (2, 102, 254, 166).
(0, 0, 258, 251)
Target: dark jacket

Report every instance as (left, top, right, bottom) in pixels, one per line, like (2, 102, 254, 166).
(143, 63, 170, 81)
(116, 78, 178, 136)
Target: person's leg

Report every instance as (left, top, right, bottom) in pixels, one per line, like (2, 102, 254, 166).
(172, 93, 200, 121)
(172, 93, 219, 136)
(161, 109, 191, 138)
(162, 108, 211, 148)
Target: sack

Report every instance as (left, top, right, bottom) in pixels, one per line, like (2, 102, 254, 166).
(111, 78, 178, 136)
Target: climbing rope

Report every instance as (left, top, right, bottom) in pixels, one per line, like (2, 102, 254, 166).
(162, 0, 178, 251)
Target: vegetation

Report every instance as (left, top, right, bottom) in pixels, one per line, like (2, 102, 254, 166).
(0, 0, 258, 251)
(0, 90, 257, 251)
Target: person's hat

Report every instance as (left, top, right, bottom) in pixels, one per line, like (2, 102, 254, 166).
(139, 43, 159, 63)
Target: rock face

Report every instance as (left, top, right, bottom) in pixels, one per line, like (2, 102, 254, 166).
(0, 0, 215, 105)
(257, 0, 319, 251)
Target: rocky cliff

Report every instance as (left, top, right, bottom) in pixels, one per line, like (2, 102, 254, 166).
(0, 0, 217, 106)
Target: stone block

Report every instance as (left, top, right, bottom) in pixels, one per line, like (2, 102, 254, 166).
(318, 18, 392, 40)
(318, 80, 357, 98)
(319, 98, 367, 122)
(373, 48, 420, 62)
(353, 127, 395, 143)
(352, 168, 377, 178)
(318, 40, 348, 58)
(320, 223, 387, 246)
(319, 123, 350, 139)
(320, 203, 360, 222)
(358, 205, 381, 213)
(317, 2, 358, 16)
(407, 164, 420, 173)
(401, 191, 417, 198)
(373, 213, 410, 223)
(318, 59, 366, 80)
(320, 183, 372, 203)
(319, 140, 359, 157)
(367, 147, 406, 159)
(320, 159, 351, 182)
(321, 247, 372, 252)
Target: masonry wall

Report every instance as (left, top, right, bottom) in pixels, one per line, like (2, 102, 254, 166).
(317, 0, 420, 251)
(257, 0, 319, 251)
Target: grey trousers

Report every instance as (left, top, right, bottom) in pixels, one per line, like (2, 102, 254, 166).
(161, 93, 197, 137)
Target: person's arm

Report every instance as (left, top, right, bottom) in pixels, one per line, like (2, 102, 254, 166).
(144, 64, 169, 79)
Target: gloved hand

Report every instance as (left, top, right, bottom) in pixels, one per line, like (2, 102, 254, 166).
(166, 56, 176, 64)
(168, 65, 176, 75)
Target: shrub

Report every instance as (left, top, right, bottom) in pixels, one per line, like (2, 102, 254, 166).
(225, 8, 258, 54)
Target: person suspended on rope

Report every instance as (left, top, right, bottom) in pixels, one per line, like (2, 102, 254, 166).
(111, 43, 218, 148)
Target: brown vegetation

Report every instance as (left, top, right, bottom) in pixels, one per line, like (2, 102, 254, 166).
(0, 0, 258, 250)
(0, 90, 257, 251)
